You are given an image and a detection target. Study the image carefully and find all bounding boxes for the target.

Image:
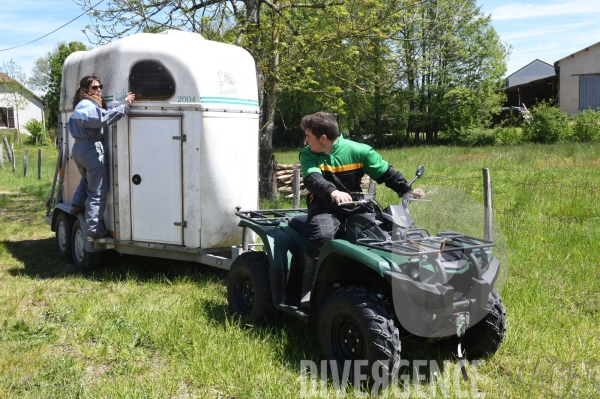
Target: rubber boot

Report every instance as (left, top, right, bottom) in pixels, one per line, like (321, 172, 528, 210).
(300, 253, 317, 308)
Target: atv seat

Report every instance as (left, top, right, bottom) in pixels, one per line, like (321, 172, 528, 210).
(288, 215, 310, 238)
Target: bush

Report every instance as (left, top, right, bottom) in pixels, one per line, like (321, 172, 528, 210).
(438, 127, 496, 147)
(494, 127, 523, 145)
(523, 101, 571, 143)
(23, 119, 47, 145)
(572, 109, 600, 142)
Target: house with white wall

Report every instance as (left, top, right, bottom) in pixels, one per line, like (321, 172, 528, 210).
(0, 72, 45, 133)
(555, 40, 600, 115)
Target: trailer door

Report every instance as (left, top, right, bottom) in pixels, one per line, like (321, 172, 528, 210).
(129, 115, 183, 244)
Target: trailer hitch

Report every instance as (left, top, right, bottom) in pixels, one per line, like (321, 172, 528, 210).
(454, 312, 470, 381)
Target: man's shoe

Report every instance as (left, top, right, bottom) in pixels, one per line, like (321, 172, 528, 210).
(86, 230, 110, 240)
(300, 291, 311, 308)
(70, 205, 85, 215)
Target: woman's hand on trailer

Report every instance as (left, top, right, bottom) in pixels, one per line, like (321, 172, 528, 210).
(125, 92, 136, 106)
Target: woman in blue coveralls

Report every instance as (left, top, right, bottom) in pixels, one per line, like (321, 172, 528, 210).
(69, 75, 135, 239)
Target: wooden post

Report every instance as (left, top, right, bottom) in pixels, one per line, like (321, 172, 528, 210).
(2, 136, 12, 164)
(38, 148, 42, 179)
(368, 177, 377, 198)
(24, 149, 29, 177)
(483, 168, 494, 241)
(11, 144, 16, 172)
(293, 169, 301, 209)
(0, 140, 3, 168)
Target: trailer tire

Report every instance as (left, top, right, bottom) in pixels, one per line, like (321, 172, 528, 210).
(454, 290, 506, 359)
(55, 211, 74, 260)
(319, 286, 401, 386)
(71, 218, 103, 270)
(227, 251, 279, 324)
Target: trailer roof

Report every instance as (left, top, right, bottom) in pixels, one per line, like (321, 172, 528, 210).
(60, 30, 258, 112)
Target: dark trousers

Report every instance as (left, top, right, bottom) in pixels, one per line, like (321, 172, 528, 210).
(306, 204, 361, 259)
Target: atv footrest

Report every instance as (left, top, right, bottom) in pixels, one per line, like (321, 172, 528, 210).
(276, 303, 309, 322)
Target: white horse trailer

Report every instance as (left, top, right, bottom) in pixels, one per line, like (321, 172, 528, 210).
(46, 30, 259, 269)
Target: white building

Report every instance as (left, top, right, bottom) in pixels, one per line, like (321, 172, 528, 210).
(555, 40, 600, 115)
(0, 72, 45, 132)
(505, 59, 555, 88)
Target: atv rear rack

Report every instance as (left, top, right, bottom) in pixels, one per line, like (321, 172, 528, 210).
(357, 232, 495, 256)
(235, 208, 308, 226)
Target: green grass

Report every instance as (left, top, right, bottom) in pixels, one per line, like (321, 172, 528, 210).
(1, 142, 599, 398)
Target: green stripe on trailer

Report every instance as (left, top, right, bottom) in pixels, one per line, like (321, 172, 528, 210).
(200, 97, 258, 106)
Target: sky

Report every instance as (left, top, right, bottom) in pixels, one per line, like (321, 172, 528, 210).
(1, 0, 600, 89)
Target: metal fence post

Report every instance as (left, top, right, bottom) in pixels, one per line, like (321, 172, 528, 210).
(2, 136, 12, 164)
(24, 149, 29, 177)
(293, 169, 301, 209)
(368, 178, 377, 198)
(38, 148, 42, 179)
(483, 168, 494, 241)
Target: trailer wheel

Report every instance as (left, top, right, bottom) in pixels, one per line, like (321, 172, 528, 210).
(227, 251, 279, 324)
(319, 286, 401, 385)
(55, 211, 74, 260)
(71, 218, 103, 270)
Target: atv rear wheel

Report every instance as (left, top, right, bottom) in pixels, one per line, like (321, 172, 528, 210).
(227, 251, 279, 324)
(459, 290, 506, 359)
(319, 286, 401, 384)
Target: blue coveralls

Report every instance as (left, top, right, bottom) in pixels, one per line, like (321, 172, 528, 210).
(68, 99, 129, 237)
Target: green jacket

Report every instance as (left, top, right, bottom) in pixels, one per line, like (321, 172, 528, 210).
(300, 136, 410, 208)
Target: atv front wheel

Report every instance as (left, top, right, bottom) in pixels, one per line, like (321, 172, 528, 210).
(459, 290, 507, 359)
(319, 286, 401, 383)
(227, 251, 279, 324)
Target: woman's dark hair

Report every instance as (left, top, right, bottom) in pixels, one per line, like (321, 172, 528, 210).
(72, 75, 103, 109)
(300, 112, 339, 140)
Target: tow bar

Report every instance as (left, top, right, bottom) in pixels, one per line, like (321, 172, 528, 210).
(455, 312, 470, 381)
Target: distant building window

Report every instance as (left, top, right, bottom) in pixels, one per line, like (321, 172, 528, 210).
(129, 61, 175, 101)
(0, 108, 15, 128)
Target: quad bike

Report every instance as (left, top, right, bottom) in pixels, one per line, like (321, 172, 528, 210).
(227, 166, 506, 380)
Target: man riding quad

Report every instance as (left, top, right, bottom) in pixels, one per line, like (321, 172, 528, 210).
(299, 112, 425, 307)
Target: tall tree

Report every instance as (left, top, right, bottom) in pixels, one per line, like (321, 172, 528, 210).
(76, 0, 342, 198)
(393, 0, 508, 143)
(0, 59, 32, 143)
(30, 42, 88, 129)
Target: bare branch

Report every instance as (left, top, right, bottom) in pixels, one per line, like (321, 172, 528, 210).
(261, 0, 299, 36)
(281, 1, 344, 10)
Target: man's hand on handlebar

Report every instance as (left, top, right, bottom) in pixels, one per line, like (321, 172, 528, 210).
(331, 190, 353, 204)
(408, 188, 425, 199)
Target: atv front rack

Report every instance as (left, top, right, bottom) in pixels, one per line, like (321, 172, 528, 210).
(357, 232, 495, 256)
(235, 208, 308, 226)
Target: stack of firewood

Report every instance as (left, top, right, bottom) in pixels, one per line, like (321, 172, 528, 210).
(276, 163, 306, 198)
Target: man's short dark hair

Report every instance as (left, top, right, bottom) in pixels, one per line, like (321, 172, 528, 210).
(300, 112, 339, 140)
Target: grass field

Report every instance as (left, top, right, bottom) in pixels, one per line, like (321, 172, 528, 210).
(1, 140, 599, 398)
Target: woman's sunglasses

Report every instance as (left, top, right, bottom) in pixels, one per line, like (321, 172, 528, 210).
(91, 85, 103, 90)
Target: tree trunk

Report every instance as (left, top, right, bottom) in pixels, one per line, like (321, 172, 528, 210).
(257, 2, 281, 198)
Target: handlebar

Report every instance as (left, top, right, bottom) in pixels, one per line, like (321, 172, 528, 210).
(338, 200, 370, 207)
